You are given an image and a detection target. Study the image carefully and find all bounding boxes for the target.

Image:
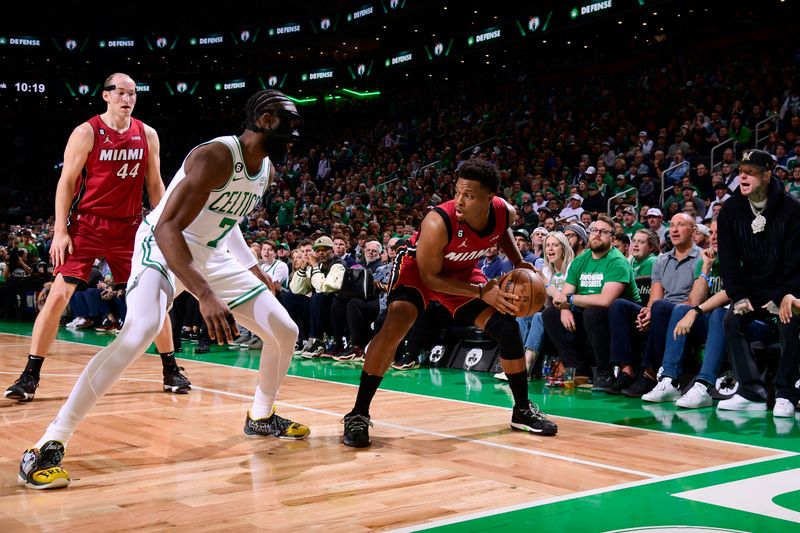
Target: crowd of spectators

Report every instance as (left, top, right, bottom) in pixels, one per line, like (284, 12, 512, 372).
(2, 31, 799, 420)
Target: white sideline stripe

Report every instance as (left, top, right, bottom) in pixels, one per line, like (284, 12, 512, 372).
(0, 332, 791, 456)
(389, 452, 797, 532)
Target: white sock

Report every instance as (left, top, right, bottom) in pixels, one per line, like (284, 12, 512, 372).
(251, 385, 277, 420)
(36, 419, 74, 450)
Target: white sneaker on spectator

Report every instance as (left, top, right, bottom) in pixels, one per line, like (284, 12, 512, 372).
(494, 372, 508, 382)
(242, 336, 263, 350)
(294, 339, 313, 356)
(233, 332, 252, 345)
(717, 393, 767, 411)
(66, 317, 86, 329)
(75, 318, 95, 330)
(642, 377, 681, 403)
(773, 398, 796, 418)
(676, 382, 713, 408)
(300, 338, 326, 359)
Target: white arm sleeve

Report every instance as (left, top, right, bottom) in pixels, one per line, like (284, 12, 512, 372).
(227, 224, 258, 270)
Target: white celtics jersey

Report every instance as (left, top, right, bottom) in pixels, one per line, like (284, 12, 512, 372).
(146, 135, 270, 249)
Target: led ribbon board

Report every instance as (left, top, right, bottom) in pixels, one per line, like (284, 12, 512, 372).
(98, 37, 136, 48)
(467, 27, 501, 46)
(301, 69, 335, 82)
(0, 35, 42, 47)
(268, 23, 303, 37)
(385, 50, 413, 67)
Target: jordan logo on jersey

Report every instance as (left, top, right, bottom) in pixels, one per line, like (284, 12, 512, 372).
(457, 239, 469, 249)
(103, 135, 112, 144)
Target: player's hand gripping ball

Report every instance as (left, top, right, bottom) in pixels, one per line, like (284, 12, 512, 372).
(498, 268, 546, 318)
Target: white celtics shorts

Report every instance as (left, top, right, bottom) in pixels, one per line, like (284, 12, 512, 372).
(128, 223, 267, 310)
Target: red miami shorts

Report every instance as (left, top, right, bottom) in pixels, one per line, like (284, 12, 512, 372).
(53, 212, 140, 289)
(388, 254, 486, 316)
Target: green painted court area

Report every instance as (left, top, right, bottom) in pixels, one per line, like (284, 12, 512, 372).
(424, 455, 800, 532)
(3, 319, 798, 532)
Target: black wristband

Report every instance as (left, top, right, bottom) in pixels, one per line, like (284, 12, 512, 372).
(693, 305, 704, 315)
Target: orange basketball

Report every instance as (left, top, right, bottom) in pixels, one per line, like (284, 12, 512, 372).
(498, 268, 546, 318)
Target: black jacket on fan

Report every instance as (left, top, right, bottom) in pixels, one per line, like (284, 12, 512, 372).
(717, 176, 800, 307)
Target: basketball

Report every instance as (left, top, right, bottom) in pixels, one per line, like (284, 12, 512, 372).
(498, 268, 546, 318)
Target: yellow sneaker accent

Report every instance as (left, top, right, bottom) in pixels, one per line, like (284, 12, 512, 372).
(244, 407, 310, 440)
(19, 441, 71, 489)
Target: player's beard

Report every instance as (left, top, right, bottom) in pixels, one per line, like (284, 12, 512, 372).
(262, 137, 291, 162)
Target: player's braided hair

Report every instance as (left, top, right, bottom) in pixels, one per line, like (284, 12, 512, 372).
(243, 89, 295, 133)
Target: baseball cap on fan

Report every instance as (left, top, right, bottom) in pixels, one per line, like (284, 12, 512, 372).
(312, 236, 334, 250)
(513, 228, 530, 241)
(739, 149, 773, 171)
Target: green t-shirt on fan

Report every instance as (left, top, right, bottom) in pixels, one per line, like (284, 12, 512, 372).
(567, 247, 641, 303)
(630, 253, 656, 277)
(622, 221, 645, 237)
(787, 181, 800, 200)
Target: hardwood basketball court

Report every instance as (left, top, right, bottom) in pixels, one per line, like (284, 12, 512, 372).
(0, 332, 794, 531)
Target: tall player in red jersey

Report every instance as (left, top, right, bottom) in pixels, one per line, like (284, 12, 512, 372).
(4, 73, 189, 402)
(342, 158, 557, 447)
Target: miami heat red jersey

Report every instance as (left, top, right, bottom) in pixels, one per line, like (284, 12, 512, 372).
(411, 195, 511, 277)
(70, 115, 150, 221)
(390, 196, 511, 316)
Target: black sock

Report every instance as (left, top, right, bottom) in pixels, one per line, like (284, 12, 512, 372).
(24, 355, 45, 379)
(352, 371, 383, 416)
(507, 371, 530, 409)
(696, 379, 712, 390)
(160, 352, 178, 372)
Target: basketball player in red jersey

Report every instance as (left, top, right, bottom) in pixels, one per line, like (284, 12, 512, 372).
(4, 73, 189, 402)
(342, 158, 557, 447)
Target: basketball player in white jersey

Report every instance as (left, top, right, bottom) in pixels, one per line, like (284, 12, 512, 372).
(18, 90, 308, 489)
